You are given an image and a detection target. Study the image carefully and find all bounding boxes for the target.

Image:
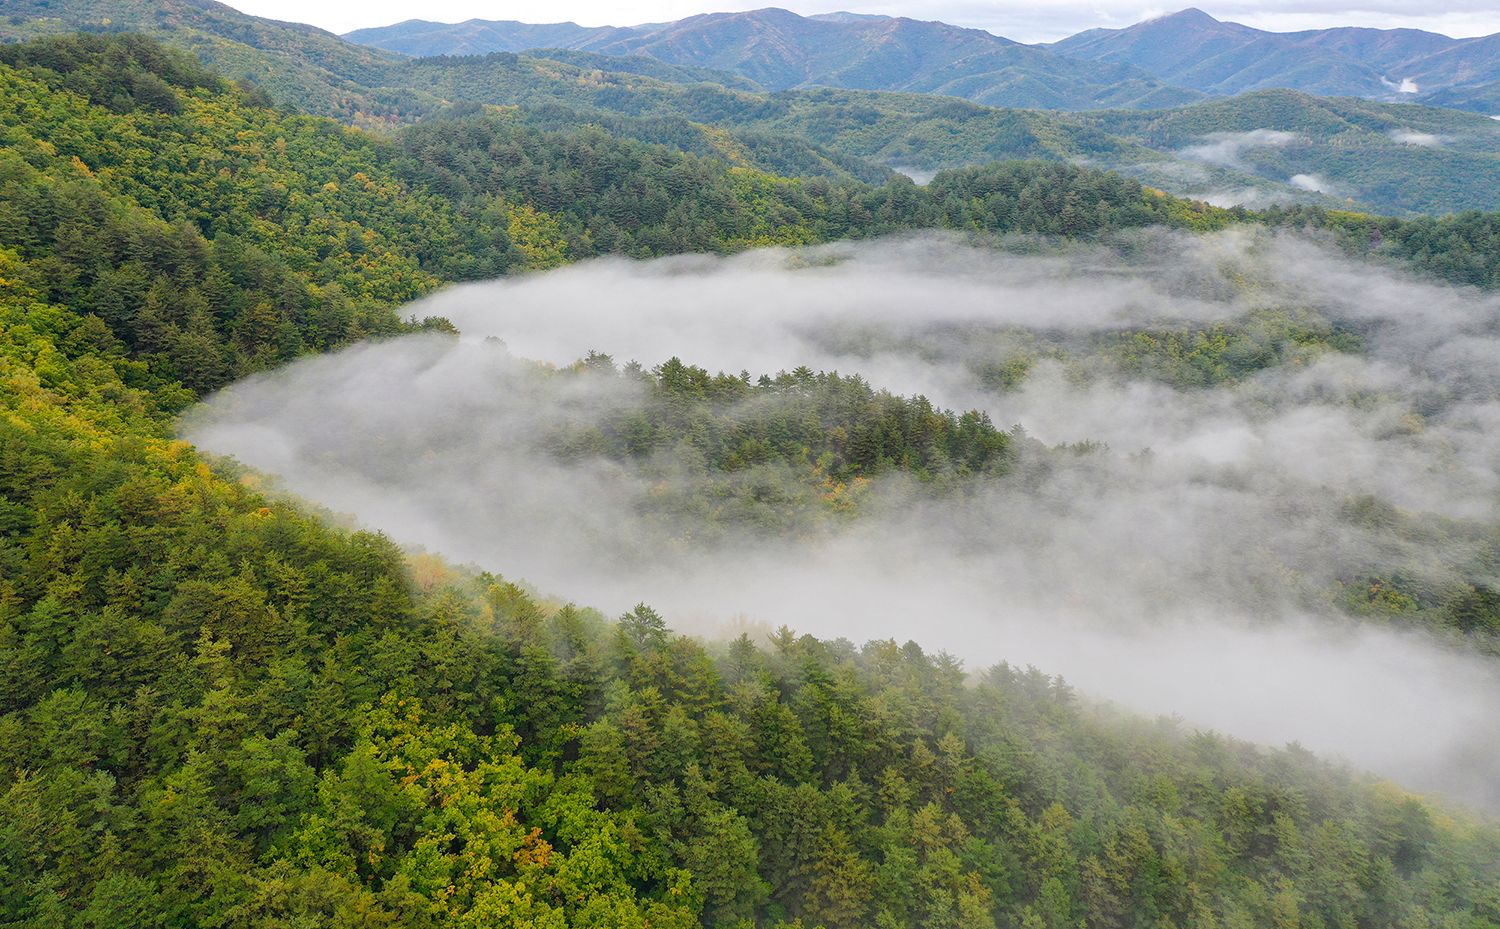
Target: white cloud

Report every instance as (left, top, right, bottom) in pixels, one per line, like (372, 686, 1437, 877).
(1289, 172, 1331, 192)
(1179, 129, 1299, 170)
(1390, 128, 1446, 146)
(187, 229, 1500, 811)
(1197, 186, 1299, 208)
(891, 165, 937, 184)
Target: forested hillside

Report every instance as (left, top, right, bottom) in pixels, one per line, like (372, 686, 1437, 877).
(1083, 90, 1500, 216)
(283, 50, 1500, 216)
(1268, 206, 1500, 289)
(7, 0, 1500, 216)
(4, 31, 1500, 929)
(0, 0, 426, 122)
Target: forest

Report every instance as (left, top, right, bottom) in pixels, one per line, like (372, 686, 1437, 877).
(8, 1, 1500, 217)
(3, 31, 1500, 929)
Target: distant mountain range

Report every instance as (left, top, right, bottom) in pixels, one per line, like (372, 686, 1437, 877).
(1049, 9, 1500, 109)
(350, 8, 1202, 111)
(346, 7, 1500, 115)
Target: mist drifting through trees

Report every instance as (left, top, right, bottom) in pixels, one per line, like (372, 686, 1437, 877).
(188, 229, 1500, 810)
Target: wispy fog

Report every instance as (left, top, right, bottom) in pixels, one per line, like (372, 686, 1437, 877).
(891, 165, 937, 185)
(1179, 128, 1299, 170)
(1390, 128, 1447, 147)
(1289, 172, 1336, 193)
(185, 230, 1500, 811)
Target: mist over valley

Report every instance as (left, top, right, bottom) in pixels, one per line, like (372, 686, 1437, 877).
(8, 10, 1500, 925)
(188, 229, 1500, 809)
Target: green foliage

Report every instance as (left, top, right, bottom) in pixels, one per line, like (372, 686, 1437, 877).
(8, 3, 1500, 217)
(0, 31, 225, 113)
(0, 46, 481, 392)
(540, 355, 1013, 535)
(2, 29, 1500, 929)
(0, 0, 426, 124)
(395, 113, 1217, 261)
(1084, 90, 1500, 217)
(1267, 206, 1500, 290)
(1102, 308, 1363, 388)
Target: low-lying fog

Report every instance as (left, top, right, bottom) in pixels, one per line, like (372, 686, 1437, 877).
(184, 229, 1500, 811)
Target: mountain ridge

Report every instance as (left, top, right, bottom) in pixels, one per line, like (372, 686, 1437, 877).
(346, 6, 1500, 115)
(1050, 8, 1500, 109)
(348, 6, 1203, 111)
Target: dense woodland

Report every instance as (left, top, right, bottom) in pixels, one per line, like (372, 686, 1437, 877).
(1265, 206, 1500, 290)
(4, 32, 1500, 929)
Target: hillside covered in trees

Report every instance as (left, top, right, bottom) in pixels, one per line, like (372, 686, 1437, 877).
(6, 0, 1500, 217)
(3, 31, 1500, 929)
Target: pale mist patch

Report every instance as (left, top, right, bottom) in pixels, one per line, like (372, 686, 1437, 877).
(1125, 160, 1305, 210)
(1289, 172, 1335, 193)
(1179, 129, 1298, 170)
(1390, 128, 1447, 147)
(1198, 186, 1300, 208)
(184, 230, 1500, 812)
(891, 165, 937, 185)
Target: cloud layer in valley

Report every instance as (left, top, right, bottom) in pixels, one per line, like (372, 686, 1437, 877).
(185, 229, 1500, 810)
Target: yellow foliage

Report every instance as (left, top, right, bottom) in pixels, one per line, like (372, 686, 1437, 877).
(496, 198, 568, 270)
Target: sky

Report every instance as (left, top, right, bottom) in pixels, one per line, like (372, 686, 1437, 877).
(226, 0, 1500, 43)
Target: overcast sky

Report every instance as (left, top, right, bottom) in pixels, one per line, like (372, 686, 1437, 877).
(226, 0, 1500, 43)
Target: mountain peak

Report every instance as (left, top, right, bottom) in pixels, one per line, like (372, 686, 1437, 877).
(1155, 8, 1222, 26)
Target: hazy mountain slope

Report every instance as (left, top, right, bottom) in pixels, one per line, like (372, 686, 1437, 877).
(344, 7, 1202, 111)
(1056, 10, 1294, 80)
(1402, 33, 1500, 92)
(393, 53, 1159, 168)
(1421, 80, 1500, 115)
(502, 47, 766, 91)
(349, 5, 1500, 117)
(1286, 25, 1456, 71)
(1098, 86, 1497, 133)
(1051, 8, 1500, 106)
(1052, 9, 1397, 97)
(344, 18, 645, 56)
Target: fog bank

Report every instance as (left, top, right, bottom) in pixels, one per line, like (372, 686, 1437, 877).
(185, 230, 1500, 810)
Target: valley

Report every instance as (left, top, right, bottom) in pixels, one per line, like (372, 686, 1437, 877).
(3, 7, 1500, 928)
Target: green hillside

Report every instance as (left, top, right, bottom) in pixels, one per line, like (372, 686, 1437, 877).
(0, 0, 432, 123)
(4, 32, 1500, 929)
(1084, 89, 1500, 215)
(7, 1, 1500, 215)
(403, 58, 1500, 215)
